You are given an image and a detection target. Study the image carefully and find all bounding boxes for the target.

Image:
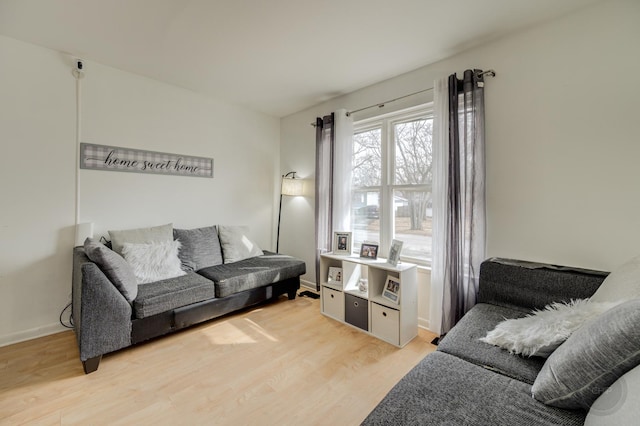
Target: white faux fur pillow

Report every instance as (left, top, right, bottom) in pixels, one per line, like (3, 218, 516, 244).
(480, 299, 621, 358)
(122, 240, 186, 284)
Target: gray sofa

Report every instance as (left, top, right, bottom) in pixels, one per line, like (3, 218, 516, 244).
(72, 225, 305, 374)
(363, 257, 640, 425)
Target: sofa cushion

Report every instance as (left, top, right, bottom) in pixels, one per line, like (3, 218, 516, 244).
(532, 298, 640, 409)
(217, 225, 264, 264)
(197, 252, 306, 298)
(108, 223, 173, 256)
(590, 254, 640, 302)
(133, 272, 216, 319)
(173, 226, 223, 271)
(84, 237, 138, 302)
(361, 351, 586, 426)
(438, 303, 545, 384)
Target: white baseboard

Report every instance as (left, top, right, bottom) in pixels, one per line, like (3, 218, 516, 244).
(0, 323, 68, 348)
(418, 317, 433, 333)
(300, 279, 317, 291)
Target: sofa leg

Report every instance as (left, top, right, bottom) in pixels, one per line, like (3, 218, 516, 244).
(83, 356, 102, 374)
(287, 289, 297, 300)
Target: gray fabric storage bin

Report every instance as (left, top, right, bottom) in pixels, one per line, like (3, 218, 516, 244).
(345, 293, 368, 331)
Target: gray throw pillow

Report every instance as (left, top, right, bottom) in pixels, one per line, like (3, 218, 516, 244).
(108, 223, 173, 256)
(173, 226, 223, 271)
(532, 298, 640, 409)
(83, 237, 138, 302)
(217, 225, 264, 264)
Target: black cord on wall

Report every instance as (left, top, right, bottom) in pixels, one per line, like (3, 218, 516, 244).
(59, 303, 74, 329)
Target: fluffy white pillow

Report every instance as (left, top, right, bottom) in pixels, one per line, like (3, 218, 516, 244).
(122, 240, 186, 284)
(480, 299, 620, 357)
(590, 254, 640, 302)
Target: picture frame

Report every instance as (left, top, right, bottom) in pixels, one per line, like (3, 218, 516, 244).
(382, 275, 401, 304)
(387, 239, 404, 267)
(327, 267, 343, 285)
(359, 242, 379, 260)
(333, 232, 352, 255)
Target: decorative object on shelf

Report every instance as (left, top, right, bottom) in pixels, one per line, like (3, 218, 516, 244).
(333, 231, 352, 255)
(358, 278, 368, 292)
(359, 242, 379, 260)
(382, 275, 401, 304)
(328, 267, 343, 285)
(80, 143, 213, 178)
(276, 171, 304, 253)
(387, 239, 404, 267)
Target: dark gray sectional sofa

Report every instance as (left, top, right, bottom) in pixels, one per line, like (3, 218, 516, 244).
(362, 258, 619, 426)
(72, 227, 305, 374)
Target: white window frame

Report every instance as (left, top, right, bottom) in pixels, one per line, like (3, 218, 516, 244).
(352, 103, 433, 265)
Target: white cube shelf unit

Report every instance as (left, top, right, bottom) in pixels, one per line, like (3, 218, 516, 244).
(320, 252, 418, 347)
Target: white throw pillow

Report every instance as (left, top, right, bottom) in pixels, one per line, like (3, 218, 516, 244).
(122, 240, 186, 284)
(480, 299, 620, 357)
(590, 255, 640, 302)
(585, 363, 640, 424)
(217, 225, 264, 264)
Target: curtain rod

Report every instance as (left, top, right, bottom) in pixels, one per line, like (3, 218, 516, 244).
(310, 69, 495, 126)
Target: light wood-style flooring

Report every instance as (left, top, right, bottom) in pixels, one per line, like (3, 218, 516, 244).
(0, 294, 436, 425)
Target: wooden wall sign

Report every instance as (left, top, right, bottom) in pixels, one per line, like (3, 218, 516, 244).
(80, 143, 213, 178)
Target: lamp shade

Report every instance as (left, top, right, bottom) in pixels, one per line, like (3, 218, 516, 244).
(281, 177, 303, 196)
(74, 222, 94, 246)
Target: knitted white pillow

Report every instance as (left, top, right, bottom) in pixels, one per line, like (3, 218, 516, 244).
(480, 299, 621, 358)
(122, 240, 186, 284)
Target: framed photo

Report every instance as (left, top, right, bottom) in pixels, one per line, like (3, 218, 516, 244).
(359, 242, 379, 260)
(327, 267, 343, 285)
(333, 232, 352, 255)
(387, 239, 404, 266)
(382, 275, 401, 304)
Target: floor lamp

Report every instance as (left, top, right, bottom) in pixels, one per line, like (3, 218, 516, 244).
(276, 171, 303, 253)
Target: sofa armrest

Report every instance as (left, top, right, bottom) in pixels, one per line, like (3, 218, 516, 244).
(478, 257, 608, 312)
(72, 248, 132, 361)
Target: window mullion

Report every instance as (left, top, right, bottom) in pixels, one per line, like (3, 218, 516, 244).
(380, 118, 392, 257)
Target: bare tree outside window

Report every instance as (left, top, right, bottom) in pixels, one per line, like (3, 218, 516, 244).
(352, 129, 381, 249)
(353, 128, 381, 187)
(394, 119, 433, 231)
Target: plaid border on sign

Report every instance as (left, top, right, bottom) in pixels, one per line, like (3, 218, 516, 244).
(80, 143, 213, 178)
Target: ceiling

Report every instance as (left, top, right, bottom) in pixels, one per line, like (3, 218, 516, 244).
(0, 0, 603, 117)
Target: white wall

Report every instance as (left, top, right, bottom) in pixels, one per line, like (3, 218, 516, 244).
(280, 0, 640, 330)
(0, 35, 280, 346)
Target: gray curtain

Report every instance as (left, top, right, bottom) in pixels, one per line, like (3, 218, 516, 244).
(315, 113, 334, 291)
(441, 69, 486, 333)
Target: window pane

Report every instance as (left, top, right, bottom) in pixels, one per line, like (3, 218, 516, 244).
(353, 128, 382, 187)
(394, 119, 433, 185)
(394, 189, 432, 259)
(351, 190, 380, 253)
